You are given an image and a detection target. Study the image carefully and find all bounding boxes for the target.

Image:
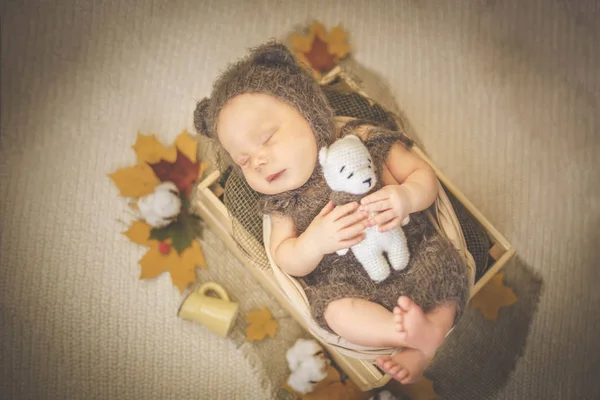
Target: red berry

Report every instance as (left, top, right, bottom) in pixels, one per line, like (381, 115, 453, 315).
(158, 242, 170, 255)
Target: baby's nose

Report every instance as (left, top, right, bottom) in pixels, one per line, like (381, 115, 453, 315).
(252, 155, 268, 170)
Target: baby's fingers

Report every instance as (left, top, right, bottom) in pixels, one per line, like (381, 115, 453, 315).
(378, 217, 402, 233)
(338, 233, 365, 249)
(359, 200, 391, 213)
(368, 209, 397, 229)
(338, 220, 368, 240)
(360, 187, 391, 206)
(330, 202, 359, 220)
(337, 210, 369, 229)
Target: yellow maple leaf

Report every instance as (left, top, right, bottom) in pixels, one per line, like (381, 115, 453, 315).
(470, 272, 518, 321)
(138, 240, 198, 292)
(180, 240, 207, 270)
(327, 25, 351, 58)
(132, 132, 177, 164)
(289, 21, 351, 79)
(174, 130, 198, 163)
(108, 163, 160, 197)
(139, 240, 176, 279)
(402, 377, 439, 400)
(245, 307, 278, 341)
(123, 221, 152, 245)
(168, 255, 198, 293)
(174, 129, 208, 179)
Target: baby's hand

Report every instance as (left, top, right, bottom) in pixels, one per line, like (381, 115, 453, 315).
(304, 201, 369, 255)
(359, 185, 412, 232)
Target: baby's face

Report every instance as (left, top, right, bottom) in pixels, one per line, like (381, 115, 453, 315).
(217, 93, 317, 195)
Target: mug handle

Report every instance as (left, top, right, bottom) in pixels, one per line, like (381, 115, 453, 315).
(197, 282, 230, 301)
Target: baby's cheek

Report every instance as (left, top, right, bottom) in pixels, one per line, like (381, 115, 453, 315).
(245, 173, 273, 195)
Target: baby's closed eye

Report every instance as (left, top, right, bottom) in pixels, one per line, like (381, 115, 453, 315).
(237, 156, 250, 167)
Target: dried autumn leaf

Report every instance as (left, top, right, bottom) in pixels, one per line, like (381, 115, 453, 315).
(470, 272, 518, 321)
(245, 307, 278, 341)
(327, 25, 351, 58)
(289, 21, 350, 77)
(304, 35, 336, 73)
(402, 377, 439, 400)
(138, 239, 198, 292)
(149, 210, 202, 254)
(108, 163, 160, 197)
(168, 253, 197, 293)
(305, 382, 346, 400)
(290, 32, 313, 53)
(138, 239, 177, 279)
(175, 130, 198, 163)
(132, 132, 177, 164)
(180, 240, 207, 270)
(150, 149, 199, 197)
(123, 221, 152, 245)
(282, 364, 370, 400)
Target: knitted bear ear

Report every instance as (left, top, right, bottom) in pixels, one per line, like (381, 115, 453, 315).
(251, 42, 297, 68)
(345, 134, 362, 143)
(318, 146, 329, 167)
(194, 97, 211, 138)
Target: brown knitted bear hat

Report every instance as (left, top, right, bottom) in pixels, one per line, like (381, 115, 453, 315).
(193, 41, 336, 169)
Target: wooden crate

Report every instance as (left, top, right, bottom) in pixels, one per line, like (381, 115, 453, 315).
(192, 160, 515, 390)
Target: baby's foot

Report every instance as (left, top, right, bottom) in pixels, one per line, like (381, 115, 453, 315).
(376, 348, 429, 385)
(393, 296, 445, 358)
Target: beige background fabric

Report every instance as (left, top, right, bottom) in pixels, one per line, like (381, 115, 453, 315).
(1, 0, 598, 399)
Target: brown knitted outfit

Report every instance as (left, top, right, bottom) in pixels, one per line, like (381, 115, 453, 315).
(194, 42, 470, 333)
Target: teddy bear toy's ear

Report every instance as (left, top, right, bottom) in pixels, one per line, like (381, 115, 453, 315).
(318, 146, 329, 167)
(345, 134, 362, 143)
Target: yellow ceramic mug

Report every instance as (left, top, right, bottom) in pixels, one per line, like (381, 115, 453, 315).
(177, 282, 239, 337)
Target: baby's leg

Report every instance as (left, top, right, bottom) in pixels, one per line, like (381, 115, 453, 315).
(377, 298, 457, 384)
(393, 296, 455, 358)
(323, 298, 410, 348)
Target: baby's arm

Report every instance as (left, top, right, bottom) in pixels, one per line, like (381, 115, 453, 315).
(361, 143, 438, 230)
(270, 202, 368, 277)
(269, 213, 323, 277)
(383, 142, 438, 212)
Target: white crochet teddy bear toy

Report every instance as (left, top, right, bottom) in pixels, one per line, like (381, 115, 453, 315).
(319, 135, 410, 283)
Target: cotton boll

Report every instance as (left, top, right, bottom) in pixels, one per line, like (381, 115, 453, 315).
(137, 182, 182, 228)
(287, 356, 328, 394)
(286, 338, 324, 372)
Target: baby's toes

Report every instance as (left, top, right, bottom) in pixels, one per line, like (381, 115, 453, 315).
(381, 360, 402, 376)
(393, 311, 402, 324)
(376, 356, 390, 368)
(394, 315, 405, 333)
(397, 296, 413, 312)
(395, 368, 409, 382)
